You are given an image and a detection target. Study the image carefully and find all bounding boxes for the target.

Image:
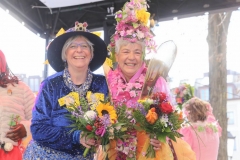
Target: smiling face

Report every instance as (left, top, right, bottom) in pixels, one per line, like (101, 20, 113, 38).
(116, 42, 144, 81)
(65, 36, 92, 71)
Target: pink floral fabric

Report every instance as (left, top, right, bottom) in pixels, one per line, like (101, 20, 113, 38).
(107, 63, 171, 108)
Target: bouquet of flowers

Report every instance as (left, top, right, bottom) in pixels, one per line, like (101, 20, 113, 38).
(133, 92, 184, 158)
(63, 93, 131, 158)
(174, 83, 194, 110)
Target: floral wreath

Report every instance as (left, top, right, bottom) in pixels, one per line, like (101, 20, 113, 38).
(108, 0, 157, 64)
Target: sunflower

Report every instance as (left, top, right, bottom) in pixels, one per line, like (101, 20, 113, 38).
(96, 102, 117, 123)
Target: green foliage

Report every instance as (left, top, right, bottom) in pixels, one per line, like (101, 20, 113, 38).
(9, 115, 21, 127)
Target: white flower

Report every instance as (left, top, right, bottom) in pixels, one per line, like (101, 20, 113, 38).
(136, 30, 144, 39)
(115, 125, 121, 130)
(64, 95, 75, 106)
(4, 143, 13, 152)
(146, 98, 153, 104)
(122, 146, 130, 155)
(183, 89, 189, 95)
(84, 110, 97, 121)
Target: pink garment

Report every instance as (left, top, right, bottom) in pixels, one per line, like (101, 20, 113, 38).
(107, 63, 171, 107)
(180, 121, 220, 160)
(205, 103, 222, 137)
(183, 101, 222, 137)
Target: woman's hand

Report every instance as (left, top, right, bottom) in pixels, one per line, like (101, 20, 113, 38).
(80, 132, 98, 148)
(150, 137, 161, 151)
(5, 124, 27, 142)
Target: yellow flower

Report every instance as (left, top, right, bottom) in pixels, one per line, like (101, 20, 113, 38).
(86, 91, 104, 110)
(104, 57, 113, 68)
(138, 99, 146, 104)
(96, 103, 117, 123)
(136, 9, 150, 25)
(58, 92, 80, 108)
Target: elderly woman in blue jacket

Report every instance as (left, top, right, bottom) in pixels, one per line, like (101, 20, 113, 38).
(23, 22, 108, 160)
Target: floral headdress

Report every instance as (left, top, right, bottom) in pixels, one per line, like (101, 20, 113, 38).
(108, 0, 157, 62)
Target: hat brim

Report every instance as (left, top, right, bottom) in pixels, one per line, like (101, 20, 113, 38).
(47, 31, 107, 72)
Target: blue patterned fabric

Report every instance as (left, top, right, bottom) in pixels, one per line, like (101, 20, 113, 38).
(63, 68, 93, 97)
(23, 71, 108, 158)
(23, 140, 93, 160)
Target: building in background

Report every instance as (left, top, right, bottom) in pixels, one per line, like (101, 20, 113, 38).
(15, 74, 42, 94)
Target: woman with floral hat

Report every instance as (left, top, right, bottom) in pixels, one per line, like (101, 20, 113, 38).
(23, 22, 108, 160)
(98, 0, 196, 160)
(180, 97, 220, 160)
(0, 50, 35, 160)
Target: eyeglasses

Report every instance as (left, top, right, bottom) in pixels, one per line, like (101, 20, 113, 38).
(69, 42, 90, 50)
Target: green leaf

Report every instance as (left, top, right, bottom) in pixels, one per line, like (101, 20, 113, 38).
(157, 133, 167, 143)
(9, 121, 16, 126)
(168, 134, 176, 142)
(133, 125, 144, 131)
(132, 23, 139, 28)
(165, 127, 171, 132)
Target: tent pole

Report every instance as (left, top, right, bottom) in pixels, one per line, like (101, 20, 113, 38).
(43, 35, 49, 79)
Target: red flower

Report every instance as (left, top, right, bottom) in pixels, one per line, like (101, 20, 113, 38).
(160, 102, 173, 114)
(159, 92, 167, 102)
(94, 117, 103, 129)
(86, 124, 93, 131)
(152, 92, 167, 102)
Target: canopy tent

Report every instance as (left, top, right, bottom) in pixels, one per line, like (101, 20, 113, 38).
(0, 0, 239, 39)
(0, 0, 240, 77)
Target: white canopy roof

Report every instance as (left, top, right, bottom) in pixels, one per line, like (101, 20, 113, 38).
(40, 0, 103, 8)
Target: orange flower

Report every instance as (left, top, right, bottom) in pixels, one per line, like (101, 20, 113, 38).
(176, 98, 182, 104)
(178, 111, 183, 120)
(145, 108, 158, 124)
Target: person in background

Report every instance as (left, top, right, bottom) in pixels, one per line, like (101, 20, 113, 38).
(180, 97, 220, 160)
(23, 21, 108, 160)
(0, 50, 35, 160)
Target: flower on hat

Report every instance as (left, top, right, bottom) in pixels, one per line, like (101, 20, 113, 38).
(136, 9, 150, 25)
(108, 0, 157, 62)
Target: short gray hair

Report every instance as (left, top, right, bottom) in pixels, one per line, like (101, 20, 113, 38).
(61, 35, 94, 62)
(115, 38, 145, 54)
